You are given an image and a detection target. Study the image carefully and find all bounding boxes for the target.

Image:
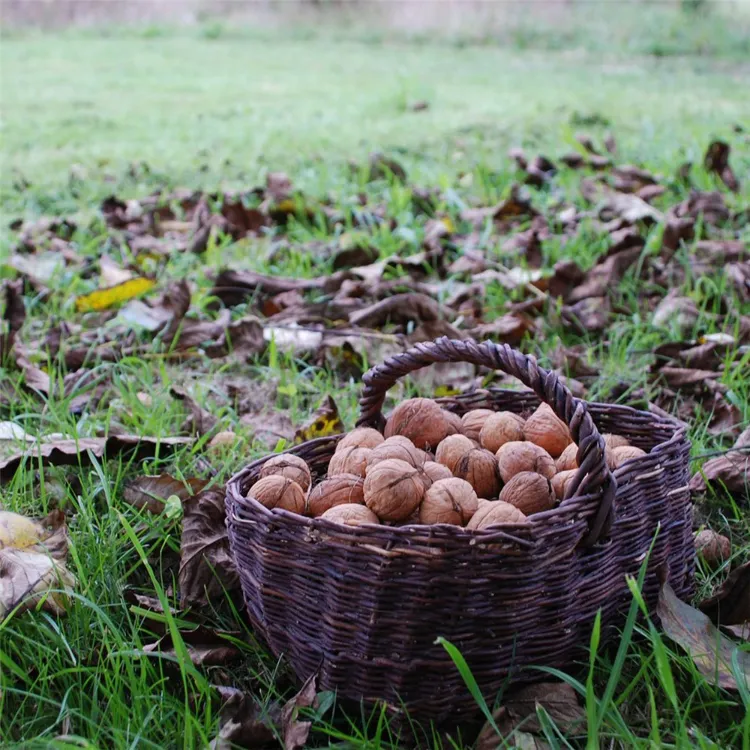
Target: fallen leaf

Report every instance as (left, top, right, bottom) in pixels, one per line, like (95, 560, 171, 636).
(568, 246, 642, 303)
(143, 625, 242, 667)
(364, 152, 407, 182)
(170, 385, 219, 437)
(349, 293, 446, 328)
(281, 674, 317, 750)
(209, 685, 279, 750)
(0, 547, 76, 618)
(206, 316, 265, 360)
(75, 277, 157, 313)
(294, 395, 344, 443)
(99, 255, 135, 287)
(561, 297, 610, 333)
(657, 580, 750, 690)
(0, 280, 25, 362)
(700, 561, 750, 627)
(179, 487, 240, 607)
(689, 451, 749, 499)
(123, 474, 207, 514)
(476, 681, 583, 749)
(704, 140, 740, 192)
(0, 434, 192, 482)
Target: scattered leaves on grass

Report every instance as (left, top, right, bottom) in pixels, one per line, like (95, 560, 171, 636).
(476, 681, 583, 749)
(657, 580, 750, 690)
(0, 509, 74, 618)
(143, 625, 242, 667)
(209, 685, 279, 750)
(179, 487, 240, 607)
(75, 276, 157, 313)
(700, 560, 750, 628)
(294, 395, 343, 444)
(280, 674, 318, 750)
(0, 433, 192, 482)
(123, 474, 207, 515)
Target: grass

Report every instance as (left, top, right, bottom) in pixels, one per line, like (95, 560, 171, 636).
(1, 16, 750, 750)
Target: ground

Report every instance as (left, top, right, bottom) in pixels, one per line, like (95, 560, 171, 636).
(0, 15, 749, 750)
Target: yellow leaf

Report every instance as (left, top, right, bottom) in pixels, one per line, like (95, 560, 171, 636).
(75, 277, 156, 313)
(434, 385, 461, 397)
(439, 216, 455, 233)
(294, 395, 344, 444)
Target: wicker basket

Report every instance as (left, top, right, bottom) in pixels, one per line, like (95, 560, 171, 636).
(226, 338, 693, 722)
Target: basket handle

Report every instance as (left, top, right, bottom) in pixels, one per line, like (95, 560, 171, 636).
(356, 337, 616, 546)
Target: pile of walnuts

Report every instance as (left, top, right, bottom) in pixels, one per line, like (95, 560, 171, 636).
(247, 398, 646, 530)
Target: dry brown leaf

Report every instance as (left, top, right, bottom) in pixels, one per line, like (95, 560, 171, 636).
(170, 385, 219, 437)
(0, 547, 76, 618)
(704, 140, 740, 192)
(281, 674, 317, 750)
(179, 487, 240, 607)
(0, 280, 25, 363)
(294, 395, 344, 444)
(658, 580, 750, 690)
(123, 474, 207, 514)
(700, 561, 750, 627)
(476, 681, 583, 749)
(568, 246, 642, 303)
(205, 316, 265, 360)
(689, 451, 749, 498)
(348, 293, 446, 329)
(209, 685, 279, 750)
(143, 625, 242, 667)
(0, 433, 192, 482)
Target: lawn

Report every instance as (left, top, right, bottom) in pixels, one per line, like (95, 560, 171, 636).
(1, 17, 750, 750)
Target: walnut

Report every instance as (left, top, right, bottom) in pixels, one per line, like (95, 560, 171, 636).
(363, 458, 425, 522)
(259, 453, 312, 493)
(555, 443, 579, 473)
(321, 503, 379, 527)
(327, 446, 372, 478)
(609, 445, 647, 470)
(419, 478, 478, 526)
(335, 427, 385, 452)
(499, 471, 556, 515)
(384, 398, 455, 450)
(495, 441, 556, 482)
(418, 461, 453, 490)
(460, 409, 495, 441)
(367, 436, 427, 470)
(466, 500, 527, 530)
(479, 412, 525, 453)
(551, 469, 577, 500)
(435, 434, 476, 473)
(454, 448, 501, 499)
(603, 433, 630, 450)
(248, 475, 306, 514)
(441, 409, 463, 435)
(307, 474, 365, 517)
(523, 403, 572, 458)
(694, 529, 731, 568)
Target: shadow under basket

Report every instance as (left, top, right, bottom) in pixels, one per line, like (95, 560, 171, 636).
(226, 338, 693, 723)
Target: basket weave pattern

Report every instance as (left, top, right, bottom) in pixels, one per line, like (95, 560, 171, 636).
(226, 339, 693, 721)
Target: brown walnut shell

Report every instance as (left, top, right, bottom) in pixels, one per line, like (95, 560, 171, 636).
(435, 434, 476, 473)
(367, 436, 427, 470)
(523, 403, 572, 458)
(384, 398, 455, 451)
(259, 453, 312, 493)
(418, 461, 453, 490)
(479, 412, 525, 453)
(327, 446, 372, 478)
(551, 469, 577, 501)
(454, 448, 501, 499)
(248, 475, 306, 514)
(307, 474, 365, 517)
(609, 445, 647, 470)
(321, 503, 379, 527)
(460, 409, 495, 441)
(466, 500, 527, 530)
(694, 529, 731, 568)
(496, 441, 556, 482)
(499, 471, 556, 515)
(336, 427, 385, 452)
(363, 458, 425, 522)
(555, 442, 579, 473)
(419, 478, 478, 526)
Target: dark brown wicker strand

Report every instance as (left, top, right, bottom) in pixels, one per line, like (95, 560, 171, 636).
(226, 338, 693, 722)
